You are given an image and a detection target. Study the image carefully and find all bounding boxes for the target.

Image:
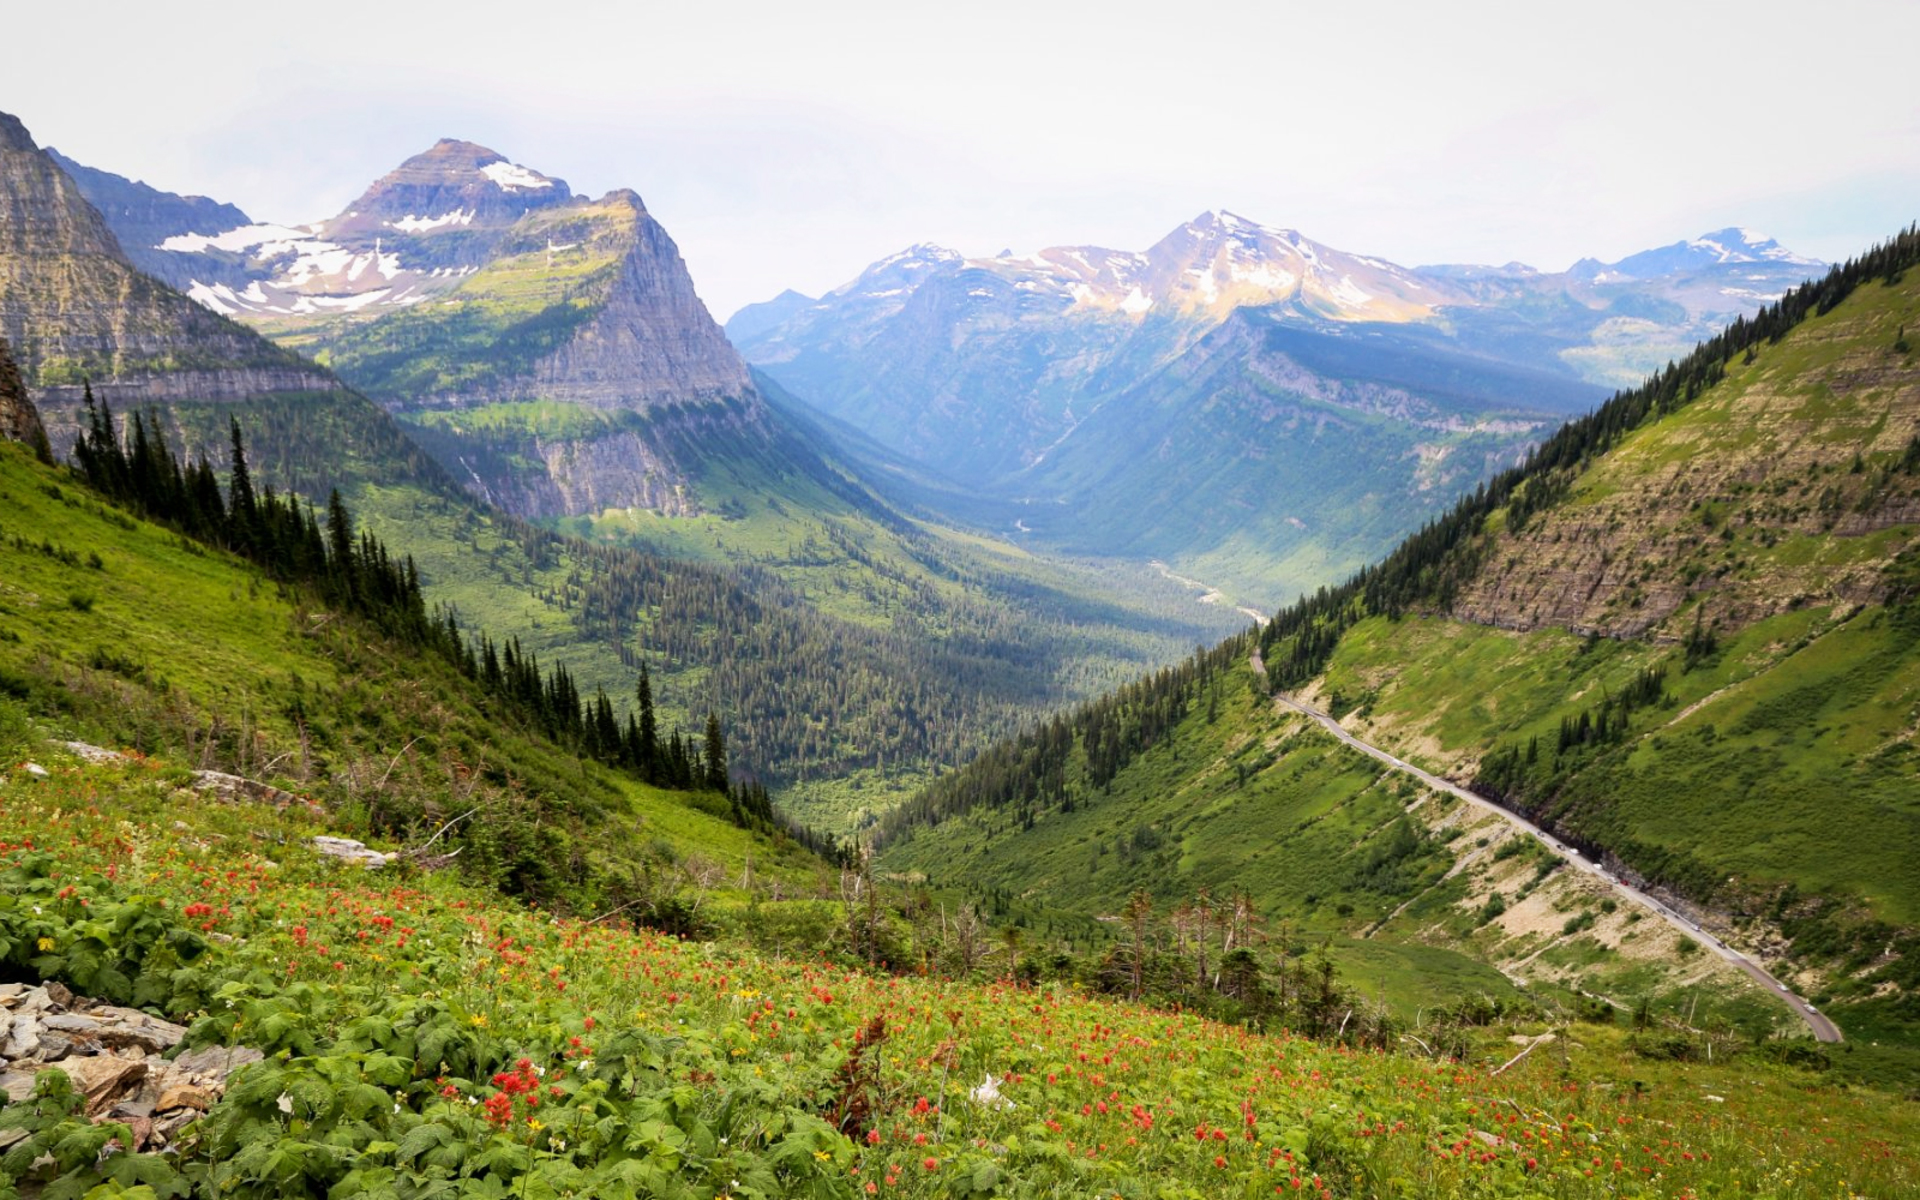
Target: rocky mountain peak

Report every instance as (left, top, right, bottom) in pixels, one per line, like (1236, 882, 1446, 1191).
(0, 114, 126, 260)
(333, 139, 572, 232)
(0, 113, 38, 154)
(0, 108, 329, 444)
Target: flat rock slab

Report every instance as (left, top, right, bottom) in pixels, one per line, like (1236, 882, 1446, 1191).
(312, 836, 393, 867)
(173, 1044, 264, 1078)
(2, 1013, 43, 1059)
(155, 1081, 217, 1112)
(1, 1070, 37, 1104)
(42, 1008, 187, 1054)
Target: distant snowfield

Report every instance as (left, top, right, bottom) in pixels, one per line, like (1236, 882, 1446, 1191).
(481, 161, 552, 191)
(389, 209, 475, 233)
(159, 223, 312, 254)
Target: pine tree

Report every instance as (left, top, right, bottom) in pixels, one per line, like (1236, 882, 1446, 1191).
(227, 417, 258, 550)
(635, 663, 660, 784)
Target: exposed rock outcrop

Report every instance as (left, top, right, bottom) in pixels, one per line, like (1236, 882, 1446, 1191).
(1449, 324, 1920, 639)
(0, 333, 50, 459)
(510, 190, 752, 408)
(0, 983, 257, 1148)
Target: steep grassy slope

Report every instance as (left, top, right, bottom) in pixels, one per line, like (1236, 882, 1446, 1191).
(0, 440, 828, 905)
(1296, 269, 1920, 1037)
(1446, 270, 1920, 637)
(1325, 262, 1918, 1043)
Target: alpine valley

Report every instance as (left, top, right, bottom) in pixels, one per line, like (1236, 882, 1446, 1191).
(1, 86, 1917, 1200)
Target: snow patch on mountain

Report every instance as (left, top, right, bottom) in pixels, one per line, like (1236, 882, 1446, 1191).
(159, 223, 312, 254)
(480, 161, 552, 191)
(1229, 263, 1297, 291)
(1328, 275, 1373, 309)
(388, 209, 475, 232)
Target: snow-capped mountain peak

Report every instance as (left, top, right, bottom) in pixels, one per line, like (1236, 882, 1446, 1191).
(127, 139, 588, 321)
(1574, 227, 1825, 282)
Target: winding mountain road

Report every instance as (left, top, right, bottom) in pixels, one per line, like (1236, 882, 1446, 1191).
(1249, 651, 1840, 1043)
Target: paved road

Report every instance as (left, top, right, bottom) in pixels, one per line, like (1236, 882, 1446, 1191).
(1249, 651, 1841, 1043)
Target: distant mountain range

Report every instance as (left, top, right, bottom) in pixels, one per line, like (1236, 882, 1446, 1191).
(728, 213, 1825, 603)
(46, 126, 1827, 612)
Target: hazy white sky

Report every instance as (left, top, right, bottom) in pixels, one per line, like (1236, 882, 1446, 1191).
(13, 0, 1919, 318)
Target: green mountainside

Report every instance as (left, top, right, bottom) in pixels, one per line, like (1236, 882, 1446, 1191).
(3, 385, 1916, 1199)
(877, 230, 1920, 1065)
(0, 436, 827, 906)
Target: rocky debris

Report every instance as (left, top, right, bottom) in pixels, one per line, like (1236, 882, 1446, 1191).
(59, 740, 126, 764)
(0, 983, 258, 1147)
(43, 1007, 189, 1055)
(312, 835, 394, 868)
(59, 1054, 148, 1116)
(20, 762, 48, 777)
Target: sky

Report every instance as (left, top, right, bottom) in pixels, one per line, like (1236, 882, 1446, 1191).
(12, 0, 1919, 319)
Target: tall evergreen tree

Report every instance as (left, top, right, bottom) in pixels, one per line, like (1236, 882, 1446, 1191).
(635, 662, 660, 784)
(227, 416, 258, 549)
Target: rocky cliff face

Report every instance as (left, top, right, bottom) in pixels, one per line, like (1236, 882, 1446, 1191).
(419, 397, 771, 519)
(0, 335, 50, 458)
(0, 111, 336, 455)
(509, 191, 751, 408)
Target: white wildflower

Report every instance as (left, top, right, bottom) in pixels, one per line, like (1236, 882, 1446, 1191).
(970, 1074, 1014, 1110)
